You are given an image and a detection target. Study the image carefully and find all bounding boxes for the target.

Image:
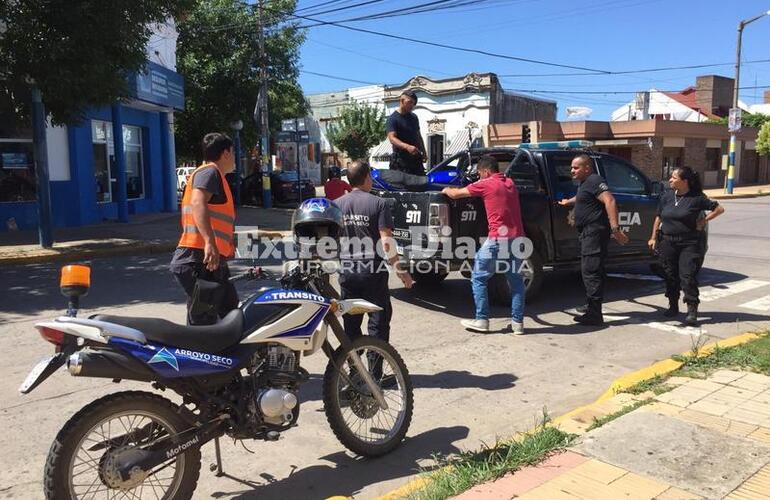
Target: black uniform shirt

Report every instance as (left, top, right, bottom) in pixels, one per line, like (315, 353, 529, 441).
(657, 190, 719, 235)
(335, 189, 394, 272)
(574, 173, 610, 229)
(386, 110, 421, 159)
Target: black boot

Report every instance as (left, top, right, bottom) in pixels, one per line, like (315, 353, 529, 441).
(663, 298, 679, 318)
(574, 300, 604, 326)
(685, 303, 698, 326)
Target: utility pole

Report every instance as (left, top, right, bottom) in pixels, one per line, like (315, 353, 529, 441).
(31, 87, 53, 248)
(726, 10, 770, 194)
(257, 0, 272, 208)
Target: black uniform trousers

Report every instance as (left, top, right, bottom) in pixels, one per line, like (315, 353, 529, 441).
(578, 222, 610, 315)
(658, 233, 705, 305)
(338, 269, 392, 343)
(171, 262, 239, 325)
(389, 153, 424, 176)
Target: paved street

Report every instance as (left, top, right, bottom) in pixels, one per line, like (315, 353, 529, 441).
(2, 198, 770, 499)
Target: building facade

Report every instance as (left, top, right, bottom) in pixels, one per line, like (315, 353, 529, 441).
(488, 119, 768, 187)
(0, 21, 184, 231)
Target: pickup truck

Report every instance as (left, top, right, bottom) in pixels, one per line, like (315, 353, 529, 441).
(373, 143, 665, 303)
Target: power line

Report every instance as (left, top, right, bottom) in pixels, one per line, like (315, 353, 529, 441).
(499, 85, 770, 95)
(499, 59, 770, 78)
(301, 69, 383, 85)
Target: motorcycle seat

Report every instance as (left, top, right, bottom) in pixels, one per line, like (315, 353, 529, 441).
(92, 309, 244, 354)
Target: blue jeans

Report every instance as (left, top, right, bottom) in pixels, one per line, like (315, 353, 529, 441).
(471, 239, 525, 323)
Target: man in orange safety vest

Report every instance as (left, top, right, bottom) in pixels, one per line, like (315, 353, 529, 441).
(170, 133, 239, 325)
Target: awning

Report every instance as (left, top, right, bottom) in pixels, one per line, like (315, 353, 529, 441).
(370, 138, 393, 160)
(444, 128, 483, 157)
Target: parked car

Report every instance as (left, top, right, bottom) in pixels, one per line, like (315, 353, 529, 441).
(375, 143, 667, 302)
(176, 166, 195, 192)
(240, 170, 316, 206)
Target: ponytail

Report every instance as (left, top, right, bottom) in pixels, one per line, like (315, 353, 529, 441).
(675, 167, 703, 194)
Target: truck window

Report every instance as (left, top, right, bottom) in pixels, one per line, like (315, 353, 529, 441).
(601, 157, 648, 195)
(548, 154, 579, 198)
(505, 155, 541, 192)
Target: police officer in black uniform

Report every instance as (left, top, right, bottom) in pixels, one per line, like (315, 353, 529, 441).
(386, 89, 427, 176)
(559, 153, 629, 326)
(648, 166, 724, 326)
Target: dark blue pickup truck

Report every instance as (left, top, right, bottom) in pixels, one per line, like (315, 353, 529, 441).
(373, 142, 665, 302)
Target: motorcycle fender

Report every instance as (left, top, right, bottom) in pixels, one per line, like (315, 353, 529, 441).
(337, 299, 382, 316)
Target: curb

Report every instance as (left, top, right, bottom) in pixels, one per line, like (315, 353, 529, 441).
(709, 192, 770, 200)
(368, 330, 764, 500)
(0, 229, 290, 266)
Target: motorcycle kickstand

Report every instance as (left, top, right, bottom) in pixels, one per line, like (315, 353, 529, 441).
(210, 437, 224, 477)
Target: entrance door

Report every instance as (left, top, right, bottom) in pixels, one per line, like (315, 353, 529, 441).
(92, 121, 114, 203)
(428, 134, 444, 169)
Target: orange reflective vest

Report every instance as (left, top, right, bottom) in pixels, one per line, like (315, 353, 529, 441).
(177, 164, 236, 258)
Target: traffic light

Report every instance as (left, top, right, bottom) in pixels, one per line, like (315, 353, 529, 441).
(521, 124, 531, 144)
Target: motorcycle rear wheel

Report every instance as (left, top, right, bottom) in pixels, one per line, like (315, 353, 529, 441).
(44, 390, 201, 500)
(323, 336, 414, 457)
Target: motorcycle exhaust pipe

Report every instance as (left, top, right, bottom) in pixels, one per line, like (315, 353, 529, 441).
(68, 350, 155, 382)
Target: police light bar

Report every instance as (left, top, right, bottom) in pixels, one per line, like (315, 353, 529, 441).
(516, 140, 595, 149)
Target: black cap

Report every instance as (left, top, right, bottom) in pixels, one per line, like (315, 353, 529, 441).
(401, 89, 418, 103)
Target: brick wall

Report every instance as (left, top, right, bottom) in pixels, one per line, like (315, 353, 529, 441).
(630, 137, 663, 180)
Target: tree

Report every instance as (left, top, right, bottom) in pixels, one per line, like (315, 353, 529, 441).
(326, 102, 386, 161)
(174, 0, 307, 163)
(707, 113, 770, 129)
(757, 121, 770, 157)
(0, 0, 192, 125)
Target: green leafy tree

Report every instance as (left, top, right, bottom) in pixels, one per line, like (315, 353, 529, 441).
(757, 121, 770, 157)
(706, 113, 770, 129)
(174, 0, 307, 162)
(326, 102, 386, 161)
(0, 0, 191, 125)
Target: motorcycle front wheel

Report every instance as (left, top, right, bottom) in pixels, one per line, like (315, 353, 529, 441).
(44, 391, 201, 500)
(322, 336, 414, 457)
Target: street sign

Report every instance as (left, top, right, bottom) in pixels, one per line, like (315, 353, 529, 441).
(728, 108, 742, 132)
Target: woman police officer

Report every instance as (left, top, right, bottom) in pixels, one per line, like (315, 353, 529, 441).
(648, 167, 725, 326)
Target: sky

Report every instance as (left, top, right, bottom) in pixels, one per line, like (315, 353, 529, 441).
(293, 0, 770, 120)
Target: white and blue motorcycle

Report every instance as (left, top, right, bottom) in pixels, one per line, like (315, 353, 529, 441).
(19, 200, 413, 500)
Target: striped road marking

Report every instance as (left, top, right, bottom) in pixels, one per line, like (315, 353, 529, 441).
(699, 279, 770, 302)
(647, 321, 707, 336)
(739, 295, 770, 312)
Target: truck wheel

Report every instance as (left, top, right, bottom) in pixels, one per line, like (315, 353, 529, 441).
(488, 251, 544, 305)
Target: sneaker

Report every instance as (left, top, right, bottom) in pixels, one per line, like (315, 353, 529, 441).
(460, 319, 490, 332)
(511, 321, 525, 335)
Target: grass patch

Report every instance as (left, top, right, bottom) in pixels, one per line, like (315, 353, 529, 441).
(586, 399, 654, 432)
(673, 333, 770, 377)
(410, 425, 574, 500)
(623, 375, 673, 396)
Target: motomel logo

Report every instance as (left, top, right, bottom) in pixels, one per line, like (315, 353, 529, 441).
(166, 435, 200, 459)
(270, 291, 325, 302)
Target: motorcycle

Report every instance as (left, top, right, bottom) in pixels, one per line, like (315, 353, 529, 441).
(20, 261, 413, 499)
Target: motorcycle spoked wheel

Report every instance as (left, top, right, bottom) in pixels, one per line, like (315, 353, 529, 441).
(44, 391, 201, 500)
(322, 336, 414, 457)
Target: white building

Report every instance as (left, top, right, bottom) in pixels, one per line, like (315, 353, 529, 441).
(370, 73, 557, 169)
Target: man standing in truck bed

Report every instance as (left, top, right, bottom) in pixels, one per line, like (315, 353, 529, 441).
(386, 89, 427, 176)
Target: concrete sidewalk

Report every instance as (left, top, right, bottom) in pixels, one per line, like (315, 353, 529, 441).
(453, 370, 770, 500)
(0, 207, 293, 265)
(705, 184, 770, 200)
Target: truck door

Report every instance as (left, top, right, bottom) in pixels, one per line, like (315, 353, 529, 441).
(597, 156, 657, 255)
(504, 150, 551, 260)
(543, 151, 585, 261)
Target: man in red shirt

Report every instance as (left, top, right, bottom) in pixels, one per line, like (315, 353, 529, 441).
(324, 166, 352, 200)
(442, 155, 526, 334)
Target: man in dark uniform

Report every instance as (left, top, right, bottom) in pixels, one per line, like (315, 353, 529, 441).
(559, 153, 629, 325)
(386, 89, 426, 176)
(335, 160, 414, 347)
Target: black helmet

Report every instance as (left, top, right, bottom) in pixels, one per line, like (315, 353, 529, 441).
(292, 198, 344, 242)
(329, 166, 341, 179)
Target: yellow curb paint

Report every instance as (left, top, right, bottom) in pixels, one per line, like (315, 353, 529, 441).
(370, 330, 764, 500)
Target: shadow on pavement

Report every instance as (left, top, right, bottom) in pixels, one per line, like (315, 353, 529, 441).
(210, 425, 469, 500)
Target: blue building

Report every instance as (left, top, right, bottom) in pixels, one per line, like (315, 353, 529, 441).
(0, 24, 184, 231)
